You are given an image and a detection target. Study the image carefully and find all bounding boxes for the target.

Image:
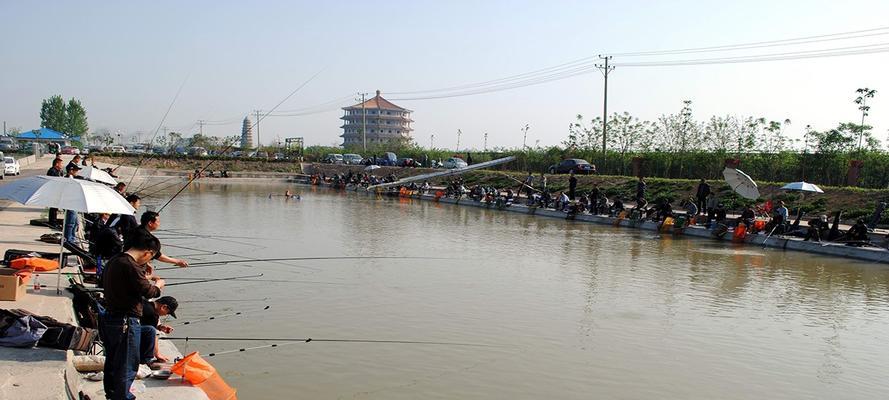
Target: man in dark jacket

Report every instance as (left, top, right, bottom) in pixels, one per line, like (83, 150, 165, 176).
(695, 179, 710, 215)
(46, 158, 64, 225)
(568, 171, 578, 200)
(109, 195, 141, 245)
(99, 230, 164, 400)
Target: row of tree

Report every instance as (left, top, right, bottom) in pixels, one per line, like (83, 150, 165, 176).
(39, 95, 89, 137)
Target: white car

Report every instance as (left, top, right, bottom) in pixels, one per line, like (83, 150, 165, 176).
(442, 157, 468, 169)
(109, 145, 126, 153)
(3, 157, 20, 175)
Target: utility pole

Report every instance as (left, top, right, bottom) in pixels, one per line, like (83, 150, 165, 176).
(197, 120, 205, 136)
(456, 129, 462, 151)
(522, 124, 529, 151)
(484, 132, 488, 151)
(254, 110, 262, 150)
(430, 134, 435, 149)
(356, 92, 368, 152)
(595, 55, 614, 169)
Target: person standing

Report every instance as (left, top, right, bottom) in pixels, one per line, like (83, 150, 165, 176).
(129, 211, 189, 268)
(696, 179, 711, 215)
(63, 164, 83, 244)
(568, 170, 578, 200)
(46, 158, 64, 226)
(539, 172, 547, 192)
(590, 184, 600, 215)
(66, 155, 82, 175)
(99, 230, 164, 400)
(109, 195, 141, 246)
(635, 177, 647, 205)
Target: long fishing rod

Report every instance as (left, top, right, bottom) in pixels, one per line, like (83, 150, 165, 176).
(158, 243, 321, 272)
(139, 178, 190, 199)
(157, 256, 446, 271)
(178, 298, 269, 304)
(164, 273, 264, 287)
(128, 74, 191, 190)
(172, 305, 270, 327)
(133, 176, 183, 196)
(158, 70, 324, 213)
(162, 336, 498, 347)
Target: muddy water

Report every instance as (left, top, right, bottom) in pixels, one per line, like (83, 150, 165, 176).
(150, 182, 889, 399)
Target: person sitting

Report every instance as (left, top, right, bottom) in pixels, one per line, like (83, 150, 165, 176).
(656, 199, 674, 222)
(738, 205, 755, 228)
(139, 296, 178, 366)
(610, 197, 625, 216)
(683, 198, 698, 220)
(803, 216, 827, 242)
(558, 192, 570, 211)
(714, 203, 727, 223)
(846, 219, 870, 245)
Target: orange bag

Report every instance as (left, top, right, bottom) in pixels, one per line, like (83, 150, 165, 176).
(10, 257, 59, 272)
(733, 223, 747, 242)
(172, 352, 237, 400)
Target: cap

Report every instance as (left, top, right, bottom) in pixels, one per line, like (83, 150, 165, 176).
(155, 296, 178, 318)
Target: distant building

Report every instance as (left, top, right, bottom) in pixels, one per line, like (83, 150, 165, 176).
(341, 90, 413, 147)
(16, 127, 75, 147)
(241, 116, 254, 149)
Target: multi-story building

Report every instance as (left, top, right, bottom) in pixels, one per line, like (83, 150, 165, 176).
(341, 90, 413, 147)
(241, 116, 254, 149)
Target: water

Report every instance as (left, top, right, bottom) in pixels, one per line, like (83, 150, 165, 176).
(150, 182, 889, 399)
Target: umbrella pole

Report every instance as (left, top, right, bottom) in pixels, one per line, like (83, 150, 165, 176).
(57, 213, 66, 295)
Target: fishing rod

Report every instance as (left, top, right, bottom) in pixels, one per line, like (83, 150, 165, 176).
(164, 273, 264, 287)
(155, 229, 274, 241)
(157, 256, 447, 271)
(158, 243, 321, 272)
(133, 176, 183, 196)
(158, 70, 324, 213)
(161, 276, 348, 285)
(139, 178, 190, 199)
(128, 74, 191, 190)
(172, 305, 270, 327)
(178, 298, 270, 304)
(162, 336, 498, 347)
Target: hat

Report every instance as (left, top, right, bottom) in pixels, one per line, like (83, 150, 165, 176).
(155, 296, 178, 318)
(70, 164, 82, 170)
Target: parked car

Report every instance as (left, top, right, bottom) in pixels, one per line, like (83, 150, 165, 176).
(343, 153, 363, 165)
(109, 145, 126, 153)
(3, 156, 20, 176)
(273, 153, 286, 160)
(376, 152, 398, 166)
(188, 147, 209, 157)
(88, 145, 107, 153)
(322, 154, 344, 164)
(0, 152, 4, 180)
(256, 151, 269, 159)
(60, 146, 80, 155)
(442, 157, 468, 169)
(548, 159, 595, 174)
(0, 137, 18, 152)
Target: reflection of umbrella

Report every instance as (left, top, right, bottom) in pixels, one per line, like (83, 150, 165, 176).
(364, 165, 381, 171)
(79, 166, 117, 185)
(0, 176, 135, 293)
(722, 167, 760, 200)
(780, 181, 824, 193)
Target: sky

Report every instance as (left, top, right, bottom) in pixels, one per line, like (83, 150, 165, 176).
(2, 0, 889, 150)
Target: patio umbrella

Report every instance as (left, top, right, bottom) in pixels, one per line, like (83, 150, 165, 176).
(780, 181, 824, 193)
(364, 165, 381, 171)
(79, 166, 117, 186)
(722, 167, 760, 200)
(0, 176, 135, 293)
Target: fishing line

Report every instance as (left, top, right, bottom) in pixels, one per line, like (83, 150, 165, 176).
(172, 305, 270, 327)
(161, 276, 347, 285)
(158, 243, 321, 272)
(164, 273, 264, 287)
(178, 298, 270, 304)
(157, 255, 448, 270)
(162, 336, 499, 347)
(158, 69, 324, 213)
(133, 176, 183, 196)
(129, 73, 191, 191)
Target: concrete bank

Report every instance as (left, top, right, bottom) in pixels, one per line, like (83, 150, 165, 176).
(305, 183, 889, 265)
(0, 155, 207, 400)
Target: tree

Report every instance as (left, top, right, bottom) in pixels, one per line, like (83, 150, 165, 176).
(40, 95, 67, 132)
(703, 115, 736, 152)
(66, 99, 89, 138)
(564, 114, 603, 151)
(608, 112, 648, 156)
(854, 88, 877, 152)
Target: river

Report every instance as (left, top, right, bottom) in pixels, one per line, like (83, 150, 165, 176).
(149, 182, 889, 399)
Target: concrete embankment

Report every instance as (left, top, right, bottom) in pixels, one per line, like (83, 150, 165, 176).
(0, 155, 207, 400)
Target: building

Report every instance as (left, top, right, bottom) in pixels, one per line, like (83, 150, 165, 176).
(341, 90, 413, 147)
(240, 116, 254, 149)
(16, 128, 75, 147)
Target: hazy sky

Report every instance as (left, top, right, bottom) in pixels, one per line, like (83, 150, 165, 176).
(2, 1, 889, 150)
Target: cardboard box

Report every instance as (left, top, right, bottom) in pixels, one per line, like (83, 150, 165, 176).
(0, 269, 27, 301)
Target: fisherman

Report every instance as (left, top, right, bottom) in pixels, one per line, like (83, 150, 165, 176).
(589, 185, 600, 215)
(99, 230, 164, 400)
(109, 194, 141, 245)
(846, 219, 870, 244)
(558, 191, 570, 211)
(683, 197, 698, 218)
(635, 177, 646, 204)
(539, 172, 547, 192)
(46, 158, 64, 226)
(714, 203, 727, 223)
(113, 182, 127, 197)
(696, 179, 710, 215)
(738, 204, 756, 228)
(568, 170, 578, 200)
(611, 197, 625, 216)
(803, 216, 826, 242)
(66, 155, 82, 175)
(706, 192, 719, 224)
(131, 211, 189, 268)
(521, 172, 534, 200)
(139, 296, 178, 366)
(63, 164, 84, 244)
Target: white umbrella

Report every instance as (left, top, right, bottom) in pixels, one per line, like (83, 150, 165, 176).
(722, 167, 760, 200)
(364, 165, 381, 171)
(79, 166, 117, 185)
(780, 181, 824, 193)
(0, 176, 135, 293)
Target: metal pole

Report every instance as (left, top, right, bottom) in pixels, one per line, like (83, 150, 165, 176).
(430, 134, 434, 149)
(362, 93, 367, 151)
(254, 110, 261, 150)
(456, 129, 461, 151)
(56, 216, 66, 294)
(484, 132, 488, 151)
(596, 55, 614, 170)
